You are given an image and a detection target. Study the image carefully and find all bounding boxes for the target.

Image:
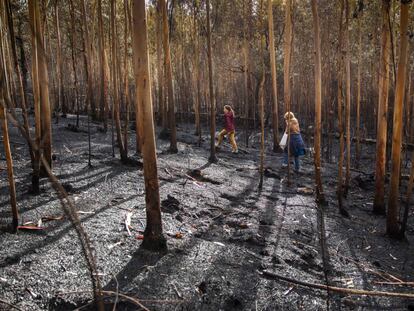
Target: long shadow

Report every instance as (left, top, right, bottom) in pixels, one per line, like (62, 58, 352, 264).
(0, 193, 140, 269)
(100, 170, 265, 310)
(0, 163, 137, 217)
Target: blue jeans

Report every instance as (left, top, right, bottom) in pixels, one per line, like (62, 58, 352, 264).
(283, 151, 300, 171)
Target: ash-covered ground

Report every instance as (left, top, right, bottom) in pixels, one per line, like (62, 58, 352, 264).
(0, 115, 413, 310)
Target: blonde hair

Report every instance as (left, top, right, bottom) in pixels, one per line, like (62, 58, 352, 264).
(284, 111, 295, 120)
(224, 105, 235, 117)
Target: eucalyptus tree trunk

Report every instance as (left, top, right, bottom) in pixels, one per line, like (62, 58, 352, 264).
(110, 0, 128, 163)
(268, 0, 279, 151)
(193, 1, 202, 143)
(387, 0, 411, 238)
(132, 0, 167, 252)
(206, 0, 217, 163)
(33, 0, 52, 173)
(243, 0, 252, 147)
(337, 0, 347, 215)
(283, 0, 293, 184)
(0, 62, 18, 232)
(160, 0, 178, 153)
(54, 1, 66, 118)
(344, 0, 351, 195)
(373, 0, 391, 215)
(123, 0, 131, 156)
(311, 0, 325, 204)
(156, 0, 165, 129)
(355, 10, 362, 168)
(4, 0, 34, 167)
(98, 0, 109, 131)
(81, 0, 94, 166)
(28, 0, 41, 193)
(69, 0, 80, 127)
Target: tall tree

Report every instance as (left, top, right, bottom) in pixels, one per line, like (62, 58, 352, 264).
(28, 0, 42, 193)
(0, 48, 18, 232)
(268, 0, 279, 152)
(54, 0, 66, 118)
(311, 0, 325, 203)
(337, 0, 347, 215)
(98, 0, 109, 131)
(4, 0, 34, 167)
(283, 0, 293, 183)
(132, 0, 167, 251)
(193, 0, 202, 144)
(387, 0, 411, 237)
(156, 0, 165, 129)
(355, 5, 363, 167)
(373, 0, 391, 215)
(207, 0, 217, 162)
(110, 0, 128, 163)
(344, 0, 351, 194)
(160, 0, 178, 153)
(31, 0, 52, 174)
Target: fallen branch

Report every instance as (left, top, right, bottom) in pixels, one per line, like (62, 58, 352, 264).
(261, 270, 414, 299)
(58, 290, 150, 311)
(0, 298, 23, 311)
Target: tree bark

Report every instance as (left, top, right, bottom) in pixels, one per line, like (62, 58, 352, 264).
(28, 0, 41, 193)
(311, 0, 325, 204)
(54, 1, 66, 118)
(283, 0, 293, 184)
(132, 0, 167, 252)
(268, 0, 279, 151)
(160, 0, 178, 153)
(4, 0, 34, 167)
(387, 0, 411, 238)
(0, 71, 18, 232)
(98, 0, 109, 131)
(344, 0, 351, 194)
(110, 0, 128, 163)
(207, 0, 217, 163)
(373, 0, 391, 215)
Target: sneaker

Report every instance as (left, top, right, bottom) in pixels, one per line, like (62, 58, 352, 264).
(282, 163, 288, 168)
(232, 149, 239, 154)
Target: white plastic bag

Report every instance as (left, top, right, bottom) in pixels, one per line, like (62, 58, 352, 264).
(279, 133, 288, 150)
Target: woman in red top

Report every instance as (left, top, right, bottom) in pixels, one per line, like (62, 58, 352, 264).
(216, 105, 238, 153)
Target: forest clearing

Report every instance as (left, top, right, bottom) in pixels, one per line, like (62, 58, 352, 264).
(0, 0, 414, 310)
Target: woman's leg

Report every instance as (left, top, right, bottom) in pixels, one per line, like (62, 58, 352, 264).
(283, 149, 288, 166)
(229, 131, 238, 152)
(216, 129, 227, 146)
(294, 156, 300, 171)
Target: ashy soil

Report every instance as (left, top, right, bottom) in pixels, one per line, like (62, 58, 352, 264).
(0, 115, 413, 311)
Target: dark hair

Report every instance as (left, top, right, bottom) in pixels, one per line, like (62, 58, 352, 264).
(224, 105, 235, 117)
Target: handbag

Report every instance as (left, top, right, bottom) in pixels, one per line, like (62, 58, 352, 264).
(279, 133, 288, 150)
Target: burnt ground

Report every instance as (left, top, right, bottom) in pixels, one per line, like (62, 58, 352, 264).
(0, 114, 413, 311)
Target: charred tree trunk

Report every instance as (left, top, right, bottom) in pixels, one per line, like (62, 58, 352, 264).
(283, 0, 293, 184)
(207, 0, 217, 163)
(268, 0, 279, 151)
(0, 71, 18, 232)
(54, 1, 66, 119)
(4, 0, 34, 167)
(311, 0, 325, 204)
(373, 0, 391, 215)
(110, 0, 128, 163)
(160, 0, 178, 153)
(28, 0, 41, 193)
(132, 0, 167, 252)
(344, 0, 351, 195)
(98, 0, 109, 131)
(387, 0, 411, 238)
